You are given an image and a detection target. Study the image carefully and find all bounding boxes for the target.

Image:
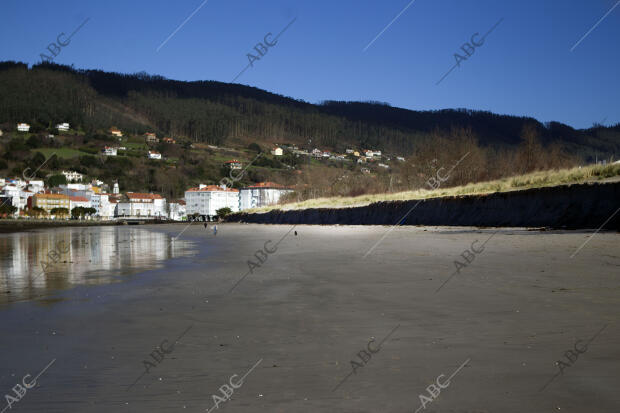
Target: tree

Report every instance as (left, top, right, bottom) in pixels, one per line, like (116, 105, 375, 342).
(26, 135, 45, 149)
(515, 123, 544, 173)
(248, 142, 262, 153)
(27, 206, 48, 218)
(51, 207, 69, 217)
(47, 174, 67, 187)
(216, 207, 232, 218)
(71, 206, 85, 219)
(0, 204, 17, 217)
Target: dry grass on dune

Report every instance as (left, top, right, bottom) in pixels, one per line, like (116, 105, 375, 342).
(248, 163, 620, 212)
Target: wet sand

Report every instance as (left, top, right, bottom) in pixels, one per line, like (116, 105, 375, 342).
(0, 223, 618, 412)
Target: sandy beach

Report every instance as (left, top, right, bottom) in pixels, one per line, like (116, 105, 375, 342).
(0, 223, 618, 412)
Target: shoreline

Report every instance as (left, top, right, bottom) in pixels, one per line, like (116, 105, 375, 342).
(0, 219, 175, 233)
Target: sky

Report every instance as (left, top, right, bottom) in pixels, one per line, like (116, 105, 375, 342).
(1, 0, 619, 129)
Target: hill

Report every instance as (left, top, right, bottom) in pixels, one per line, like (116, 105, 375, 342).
(0, 61, 618, 201)
(1, 61, 618, 158)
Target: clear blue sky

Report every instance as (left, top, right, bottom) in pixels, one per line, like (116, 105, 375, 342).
(1, 0, 619, 129)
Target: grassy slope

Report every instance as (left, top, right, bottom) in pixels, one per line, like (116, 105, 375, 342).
(250, 163, 620, 212)
(34, 147, 93, 159)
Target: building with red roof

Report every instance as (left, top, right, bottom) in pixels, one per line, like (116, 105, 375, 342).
(117, 192, 167, 218)
(223, 160, 242, 170)
(185, 184, 239, 219)
(239, 182, 293, 210)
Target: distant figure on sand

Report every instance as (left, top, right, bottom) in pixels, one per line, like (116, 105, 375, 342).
(294, 231, 297, 236)
(213, 225, 218, 236)
(204, 223, 208, 229)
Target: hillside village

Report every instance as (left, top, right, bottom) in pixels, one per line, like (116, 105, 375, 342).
(0, 122, 400, 221)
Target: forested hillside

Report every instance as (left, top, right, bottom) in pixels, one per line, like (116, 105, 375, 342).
(1, 61, 618, 161)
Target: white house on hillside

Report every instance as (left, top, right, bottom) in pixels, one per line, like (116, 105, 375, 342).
(148, 151, 162, 160)
(109, 128, 122, 137)
(102, 147, 117, 156)
(62, 170, 84, 182)
(145, 132, 158, 143)
(270, 147, 283, 156)
(17, 123, 30, 132)
(56, 123, 70, 132)
(224, 160, 242, 170)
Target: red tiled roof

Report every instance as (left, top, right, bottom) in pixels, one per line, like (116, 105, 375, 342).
(186, 186, 239, 193)
(224, 160, 241, 164)
(69, 196, 89, 202)
(35, 193, 70, 200)
(126, 192, 164, 199)
(247, 181, 287, 189)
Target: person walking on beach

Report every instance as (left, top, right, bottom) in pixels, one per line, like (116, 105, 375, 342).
(204, 222, 208, 229)
(213, 225, 218, 236)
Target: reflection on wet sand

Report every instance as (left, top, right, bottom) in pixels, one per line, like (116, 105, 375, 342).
(0, 227, 195, 305)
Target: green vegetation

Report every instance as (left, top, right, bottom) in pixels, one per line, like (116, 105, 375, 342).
(50, 207, 69, 217)
(47, 174, 67, 187)
(35, 147, 90, 159)
(71, 206, 96, 218)
(248, 142, 262, 153)
(0, 204, 17, 216)
(26, 206, 47, 217)
(216, 207, 232, 218)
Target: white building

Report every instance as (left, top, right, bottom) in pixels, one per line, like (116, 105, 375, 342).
(0, 185, 32, 212)
(26, 180, 45, 193)
(224, 160, 242, 170)
(62, 170, 84, 182)
(378, 163, 389, 169)
(145, 132, 158, 143)
(69, 196, 91, 211)
(116, 193, 167, 218)
(148, 151, 162, 160)
(17, 123, 30, 132)
(365, 150, 382, 158)
(239, 182, 293, 210)
(90, 193, 114, 219)
(102, 146, 117, 156)
(56, 123, 70, 132)
(58, 183, 93, 194)
(109, 128, 122, 137)
(168, 200, 187, 221)
(270, 147, 283, 156)
(185, 185, 239, 220)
